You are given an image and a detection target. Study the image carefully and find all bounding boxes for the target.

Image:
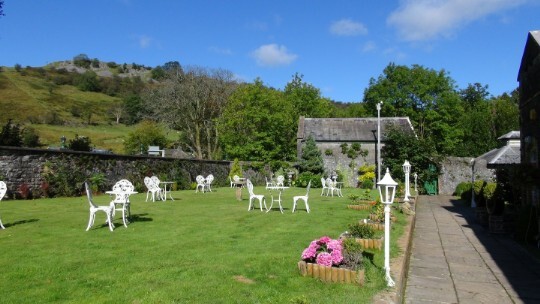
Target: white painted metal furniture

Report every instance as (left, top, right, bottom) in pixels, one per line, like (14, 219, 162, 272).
(195, 175, 206, 193)
(266, 185, 289, 213)
(205, 174, 214, 192)
(85, 181, 114, 231)
(293, 180, 311, 213)
(246, 179, 266, 211)
(265, 177, 275, 189)
(325, 178, 338, 197)
(276, 175, 285, 187)
(320, 177, 329, 196)
(144, 177, 162, 202)
(148, 145, 165, 157)
(107, 179, 136, 227)
(150, 176, 165, 200)
(0, 181, 6, 229)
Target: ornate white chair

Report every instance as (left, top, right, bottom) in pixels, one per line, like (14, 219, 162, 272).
(150, 176, 164, 200)
(246, 179, 266, 211)
(320, 177, 329, 196)
(144, 177, 162, 202)
(85, 181, 114, 231)
(293, 180, 311, 213)
(276, 175, 285, 187)
(325, 178, 337, 197)
(205, 174, 214, 192)
(265, 177, 275, 189)
(229, 176, 235, 188)
(0, 181, 6, 229)
(110, 179, 135, 227)
(195, 175, 206, 193)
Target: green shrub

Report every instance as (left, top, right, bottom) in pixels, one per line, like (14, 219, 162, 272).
(348, 222, 375, 239)
(296, 172, 322, 188)
(454, 182, 471, 196)
(340, 238, 364, 270)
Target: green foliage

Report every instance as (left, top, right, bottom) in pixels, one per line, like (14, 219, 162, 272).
(21, 127, 42, 147)
(218, 79, 295, 162)
(73, 54, 91, 69)
(324, 149, 333, 156)
(284, 73, 333, 118)
(123, 120, 169, 155)
(371, 201, 384, 222)
(88, 172, 107, 193)
(298, 135, 324, 175)
(381, 125, 438, 186)
(68, 134, 92, 151)
(340, 238, 364, 271)
(0, 119, 22, 147)
(358, 164, 376, 189)
(42, 160, 86, 197)
(229, 158, 243, 177)
(75, 71, 100, 92)
(348, 222, 376, 239)
(454, 182, 471, 196)
(295, 172, 322, 188)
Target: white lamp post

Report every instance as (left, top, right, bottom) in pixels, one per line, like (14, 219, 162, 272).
(402, 160, 411, 202)
(413, 172, 418, 193)
(470, 158, 476, 208)
(377, 168, 397, 287)
(376, 101, 383, 182)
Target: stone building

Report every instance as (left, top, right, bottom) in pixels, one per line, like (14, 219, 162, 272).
(296, 116, 414, 187)
(518, 30, 540, 239)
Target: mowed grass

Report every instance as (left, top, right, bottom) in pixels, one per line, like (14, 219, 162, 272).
(0, 186, 407, 303)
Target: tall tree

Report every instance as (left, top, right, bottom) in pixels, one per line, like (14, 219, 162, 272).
(363, 63, 463, 155)
(143, 66, 237, 159)
(284, 73, 333, 118)
(217, 78, 296, 162)
(297, 135, 324, 174)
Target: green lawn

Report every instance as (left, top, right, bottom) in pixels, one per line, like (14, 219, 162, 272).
(0, 186, 407, 303)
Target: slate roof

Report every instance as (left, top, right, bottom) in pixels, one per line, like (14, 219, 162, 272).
(475, 131, 521, 167)
(297, 117, 415, 142)
(518, 30, 540, 81)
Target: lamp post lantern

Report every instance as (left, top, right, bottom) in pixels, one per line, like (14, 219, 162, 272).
(377, 168, 397, 287)
(413, 172, 418, 193)
(402, 160, 411, 202)
(376, 101, 383, 182)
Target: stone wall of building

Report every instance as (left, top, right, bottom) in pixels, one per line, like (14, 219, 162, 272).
(0, 147, 232, 199)
(438, 156, 495, 195)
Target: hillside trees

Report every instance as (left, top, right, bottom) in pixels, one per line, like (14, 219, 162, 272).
(284, 73, 333, 118)
(142, 66, 237, 159)
(123, 120, 169, 155)
(217, 79, 296, 162)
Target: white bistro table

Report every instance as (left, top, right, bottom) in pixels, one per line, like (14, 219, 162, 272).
(160, 181, 175, 201)
(106, 190, 138, 227)
(266, 186, 289, 213)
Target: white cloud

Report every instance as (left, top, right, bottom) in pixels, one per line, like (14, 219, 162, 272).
(330, 19, 368, 36)
(138, 35, 152, 48)
(251, 44, 298, 67)
(387, 0, 527, 41)
(362, 41, 377, 52)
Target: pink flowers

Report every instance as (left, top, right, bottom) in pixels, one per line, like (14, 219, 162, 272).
(301, 236, 343, 267)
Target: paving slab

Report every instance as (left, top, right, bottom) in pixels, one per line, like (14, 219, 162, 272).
(403, 195, 540, 304)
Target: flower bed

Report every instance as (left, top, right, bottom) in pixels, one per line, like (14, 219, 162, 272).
(299, 236, 364, 285)
(297, 261, 365, 285)
(358, 220, 384, 230)
(347, 204, 371, 211)
(369, 213, 396, 222)
(353, 237, 383, 250)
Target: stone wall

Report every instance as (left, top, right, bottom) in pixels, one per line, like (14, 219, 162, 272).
(438, 156, 495, 195)
(0, 146, 232, 199)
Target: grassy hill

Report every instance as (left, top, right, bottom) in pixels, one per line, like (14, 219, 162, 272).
(0, 67, 140, 153)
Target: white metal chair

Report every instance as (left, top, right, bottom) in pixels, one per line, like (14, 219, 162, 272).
(246, 179, 266, 211)
(144, 177, 162, 202)
(229, 176, 235, 188)
(205, 174, 214, 192)
(0, 181, 6, 229)
(110, 179, 134, 227)
(195, 175, 206, 193)
(320, 177, 329, 196)
(265, 177, 275, 189)
(85, 181, 114, 231)
(293, 180, 311, 213)
(150, 176, 164, 200)
(276, 175, 285, 187)
(325, 178, 337, 197)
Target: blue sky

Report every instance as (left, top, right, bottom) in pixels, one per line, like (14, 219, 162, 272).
(0, 0, 538, 102)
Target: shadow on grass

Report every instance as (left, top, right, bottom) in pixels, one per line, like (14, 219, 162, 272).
(4, 218, 39, 228)
(129, 213, 153, 222)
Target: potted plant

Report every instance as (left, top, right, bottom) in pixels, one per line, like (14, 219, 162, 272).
(298, 236, 364, 285)
(484, 182, 505, 233)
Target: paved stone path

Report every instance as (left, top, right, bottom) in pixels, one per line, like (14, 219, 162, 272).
(404, 195, 540, 304)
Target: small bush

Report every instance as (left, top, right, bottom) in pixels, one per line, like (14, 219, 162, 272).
(348, 222, 375, 239)
(296, 172, 322, 188)
(340, 238, 364, 270)
(454, 182, 471, 196)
